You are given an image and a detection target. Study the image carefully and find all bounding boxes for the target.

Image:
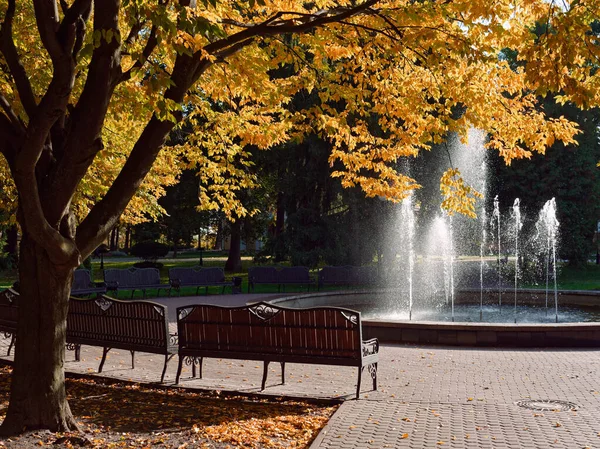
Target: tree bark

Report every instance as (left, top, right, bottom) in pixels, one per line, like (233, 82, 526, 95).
(224, 220, 242, 273)
(0, 234, 77, 435)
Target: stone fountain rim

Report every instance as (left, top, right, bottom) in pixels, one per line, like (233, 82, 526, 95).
(268, 288, 600, 332)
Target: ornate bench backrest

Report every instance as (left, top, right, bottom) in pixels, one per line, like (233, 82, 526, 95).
(248, 266, 278, 283)
(177, 302, 362, 359)
(200, 267, 225, 283)
(319, 266, 351, 284)
(67, 297, 170, 351)
(278, 266, 310, 283)
(104, 267, 161, 287)
(73, 269, 93, 290)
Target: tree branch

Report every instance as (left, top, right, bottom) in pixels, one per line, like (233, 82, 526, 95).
(0, 0, 37, 117)
(45, 0, 121, 225)
(32, 0, 63, 61)
(120, 25, 158, 83)
(0, 92, 24, 134)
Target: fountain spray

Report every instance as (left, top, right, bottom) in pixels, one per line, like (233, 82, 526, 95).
(512, 198, 522, 324)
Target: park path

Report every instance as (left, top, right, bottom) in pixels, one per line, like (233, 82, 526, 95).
(1, 293, 599, 448)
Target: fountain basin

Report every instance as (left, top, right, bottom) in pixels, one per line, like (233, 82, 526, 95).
(269, 290, 600, 347)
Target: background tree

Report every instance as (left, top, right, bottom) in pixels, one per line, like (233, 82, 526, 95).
(0, 0, 596, 435)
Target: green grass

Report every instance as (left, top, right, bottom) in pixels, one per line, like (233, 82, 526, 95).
(556, 264, 600, 290)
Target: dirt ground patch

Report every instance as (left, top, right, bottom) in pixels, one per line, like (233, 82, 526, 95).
(0, 367, 337, 448)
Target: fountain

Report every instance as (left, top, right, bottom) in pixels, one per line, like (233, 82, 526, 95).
(270, 129, 600, 347)
(511, 198, 522, 323)
(535, 198, 560, 323)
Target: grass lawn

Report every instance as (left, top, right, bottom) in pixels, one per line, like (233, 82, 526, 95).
(1, 256, 598, 293)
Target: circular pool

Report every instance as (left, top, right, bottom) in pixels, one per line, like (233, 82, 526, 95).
(270, 289, 600, 347)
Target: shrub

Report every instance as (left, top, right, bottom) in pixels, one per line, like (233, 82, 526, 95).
(130, 241, 169, 262)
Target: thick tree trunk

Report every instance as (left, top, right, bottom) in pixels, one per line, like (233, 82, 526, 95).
(0, 234, 77, 435)
(224, 220, 242, 273)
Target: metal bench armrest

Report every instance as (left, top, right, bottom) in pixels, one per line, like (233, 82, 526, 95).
(362, 338, 379, 356)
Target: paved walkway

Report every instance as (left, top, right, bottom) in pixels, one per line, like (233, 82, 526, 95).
(2, 294, 599, 448)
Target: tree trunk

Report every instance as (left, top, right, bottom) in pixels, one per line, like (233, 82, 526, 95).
(224, 220, 242, 273)
(124, 226, 131, 252)
(0, 234, 77, 435)
(173, 238, 179, 258)
(274, 190, 286, 262)
(213, 218, 223, 251)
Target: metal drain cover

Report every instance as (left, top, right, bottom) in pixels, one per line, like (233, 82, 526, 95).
(516, 399, 578, 412)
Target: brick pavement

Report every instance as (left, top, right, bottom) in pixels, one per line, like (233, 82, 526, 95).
(1, 294, 599, 448)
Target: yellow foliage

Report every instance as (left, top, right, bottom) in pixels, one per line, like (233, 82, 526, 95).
(1, 0, 598, 224)
(440, 169, 483, 218)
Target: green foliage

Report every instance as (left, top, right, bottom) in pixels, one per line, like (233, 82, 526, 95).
(491, 98, 600, 265)
(130, 241, 170, 262)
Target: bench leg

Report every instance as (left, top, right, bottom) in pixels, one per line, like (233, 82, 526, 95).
(370, 362, 378, 392)
(175, 356, 184, 384)
(75, 344, 81, 361)
(261, 361, 270, 390)
(189, 357, 203, 378)
(130, 350, 135, 369)
(98, 347, 111, 373)
(160, 354, 175, 383)
(131, 289, 135, 299)
(7, 334, 15, 356)
(281, 362, 285, 385)
(356, 366, 364, 399)
(205, 286, 208, 296)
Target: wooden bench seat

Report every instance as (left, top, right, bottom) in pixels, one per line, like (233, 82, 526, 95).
(104, 267, 170, 298)
(175, 301, 378, 398)
(169, 267, 233, 295)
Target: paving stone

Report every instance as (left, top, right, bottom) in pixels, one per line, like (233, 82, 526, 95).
(0, 295, 598, 448)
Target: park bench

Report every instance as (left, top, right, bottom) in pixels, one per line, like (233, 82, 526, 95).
(169, 267, 234, 295)
(318, 265, 380, 290)
(175, 301, 379, 398)
(0, 288, 18, 355)
(71, 269, 107, 297)
(67, 296, 177, 383)
(247, 266, 316, 292)
(104, 267, 170, 298)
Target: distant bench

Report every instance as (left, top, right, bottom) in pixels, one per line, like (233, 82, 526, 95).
(169, 267, 234, 296)
(0, 288, 18, 355)
(104, 267, 170, 298)
(0, 290, 177, 382)
(72, 269, 107, 297)
(247, 266, 315, 293)
(318, 266, 379, 290)
(175, 301, 379, 398)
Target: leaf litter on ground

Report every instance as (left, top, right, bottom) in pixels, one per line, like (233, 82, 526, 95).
(0, 366, 336, 448)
